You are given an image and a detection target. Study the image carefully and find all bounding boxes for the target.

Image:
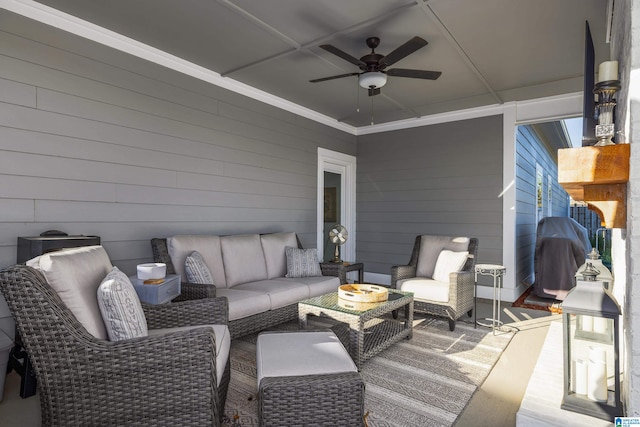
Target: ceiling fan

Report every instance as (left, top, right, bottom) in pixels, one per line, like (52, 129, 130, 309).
(310, 36, 441, 96)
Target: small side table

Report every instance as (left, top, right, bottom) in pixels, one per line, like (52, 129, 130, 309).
(129, 274, 181, 304)
(320, 262, 364, 285)
(474, 264, 506, 334)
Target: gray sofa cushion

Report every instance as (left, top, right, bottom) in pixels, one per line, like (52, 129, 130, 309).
(234, 279, 310, 310)
(168, 235, 226, 288)
(285, 276, 340, 297)
(260, 232, 299, 279)
(215, 288, 271, 321)
(221, 234, 268, 287)
(416, 235, 470, 278)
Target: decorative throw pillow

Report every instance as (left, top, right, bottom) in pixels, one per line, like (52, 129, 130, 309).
(97, 266, 148, 341)
(285, 247, 323, 278)
(184, 251, 214, 285)
(432, 250, 469, 282)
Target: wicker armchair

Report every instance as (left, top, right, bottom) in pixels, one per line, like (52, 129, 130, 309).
(391, 235, 478, 331)
(0, 264, 231, 427)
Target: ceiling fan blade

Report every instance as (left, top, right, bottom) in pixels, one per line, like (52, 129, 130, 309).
(386, 68, 442, 80)
(320, 44, 367, 68)
(368, 87, 381, 96)
(379, 36, 428, 68)
(309, 72, 360, 83)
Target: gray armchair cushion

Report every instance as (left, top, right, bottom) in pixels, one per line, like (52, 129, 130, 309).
(148, 324, 230, 387)
(397, 278, 450, 302)
(26, 245, 112, 339)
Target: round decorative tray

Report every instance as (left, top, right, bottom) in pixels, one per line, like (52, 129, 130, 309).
(338, 284, 388, 303)
(337, 298, 379, 311)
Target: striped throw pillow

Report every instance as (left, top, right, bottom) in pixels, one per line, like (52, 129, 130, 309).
(184, 251, 214, 285)
(285, 247, 323, 278)
(97, 266, 148, 341)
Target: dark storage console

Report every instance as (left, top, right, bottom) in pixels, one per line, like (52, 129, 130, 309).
(17, 231, 101, 263)
(10, 231, 100, 398)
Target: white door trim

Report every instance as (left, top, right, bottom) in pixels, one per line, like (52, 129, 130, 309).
(317, 148, 356, 262)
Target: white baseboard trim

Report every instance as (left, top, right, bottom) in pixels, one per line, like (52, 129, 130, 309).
(364, 272, 391, 286)
(476, 284, 521, 303)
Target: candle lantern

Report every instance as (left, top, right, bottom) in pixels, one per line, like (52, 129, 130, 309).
(575, 248, 613, 291)
(562, 265, 623, 420)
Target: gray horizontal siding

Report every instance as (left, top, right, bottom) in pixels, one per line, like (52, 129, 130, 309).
(0, 16, 355, 271)
(356, 115, 504, 275)
(515, 125, 570, 287)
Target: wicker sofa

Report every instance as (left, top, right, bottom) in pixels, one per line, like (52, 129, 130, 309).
(151, 232, 340, 338)
(0, 245, 231, 426)
(391, 235, 478, 331)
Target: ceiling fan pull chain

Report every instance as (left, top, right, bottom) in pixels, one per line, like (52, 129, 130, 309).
(356, 78, 360, 112)
(370, 96, 374, 125)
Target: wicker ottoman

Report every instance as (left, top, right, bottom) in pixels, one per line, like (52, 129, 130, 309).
(256, 330, 365, 427)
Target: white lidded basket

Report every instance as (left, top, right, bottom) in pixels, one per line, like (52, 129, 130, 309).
(136, 263, 166, 280)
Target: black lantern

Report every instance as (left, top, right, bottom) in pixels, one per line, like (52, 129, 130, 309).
(561, 263, 623, 420)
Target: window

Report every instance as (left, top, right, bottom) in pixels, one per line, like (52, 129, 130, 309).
(536, 164, 543, 224)
(547, 173, 553, 216)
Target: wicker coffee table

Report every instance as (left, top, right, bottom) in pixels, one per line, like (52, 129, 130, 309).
(298, 289, 413, 368)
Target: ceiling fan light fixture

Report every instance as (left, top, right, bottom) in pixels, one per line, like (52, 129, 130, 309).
(359, 71, 387, 89)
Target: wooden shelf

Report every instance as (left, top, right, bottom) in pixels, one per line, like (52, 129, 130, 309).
(558, 144, 630, 228)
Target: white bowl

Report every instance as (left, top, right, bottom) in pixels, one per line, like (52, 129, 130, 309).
(137, 263, 166, 280)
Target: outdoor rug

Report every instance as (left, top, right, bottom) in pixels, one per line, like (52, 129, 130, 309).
(222, 316, 514, 427)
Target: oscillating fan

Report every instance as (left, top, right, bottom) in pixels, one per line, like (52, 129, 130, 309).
(329, 224, 348, 263)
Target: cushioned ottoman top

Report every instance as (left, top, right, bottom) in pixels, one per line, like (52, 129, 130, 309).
(256, 330, 357, 386)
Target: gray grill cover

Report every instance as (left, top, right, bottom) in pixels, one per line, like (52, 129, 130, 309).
(533, 217, 591, 300)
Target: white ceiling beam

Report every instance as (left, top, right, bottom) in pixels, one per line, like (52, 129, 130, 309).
(220, 2, 417, 77)
(217, 0, 301, 49)
(414, 0, 503, 105)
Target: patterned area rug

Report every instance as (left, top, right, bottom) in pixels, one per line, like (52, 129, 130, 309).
(222, 316, 513, 427)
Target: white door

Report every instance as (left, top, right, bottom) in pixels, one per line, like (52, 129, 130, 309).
(317, 148, 356, 263)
